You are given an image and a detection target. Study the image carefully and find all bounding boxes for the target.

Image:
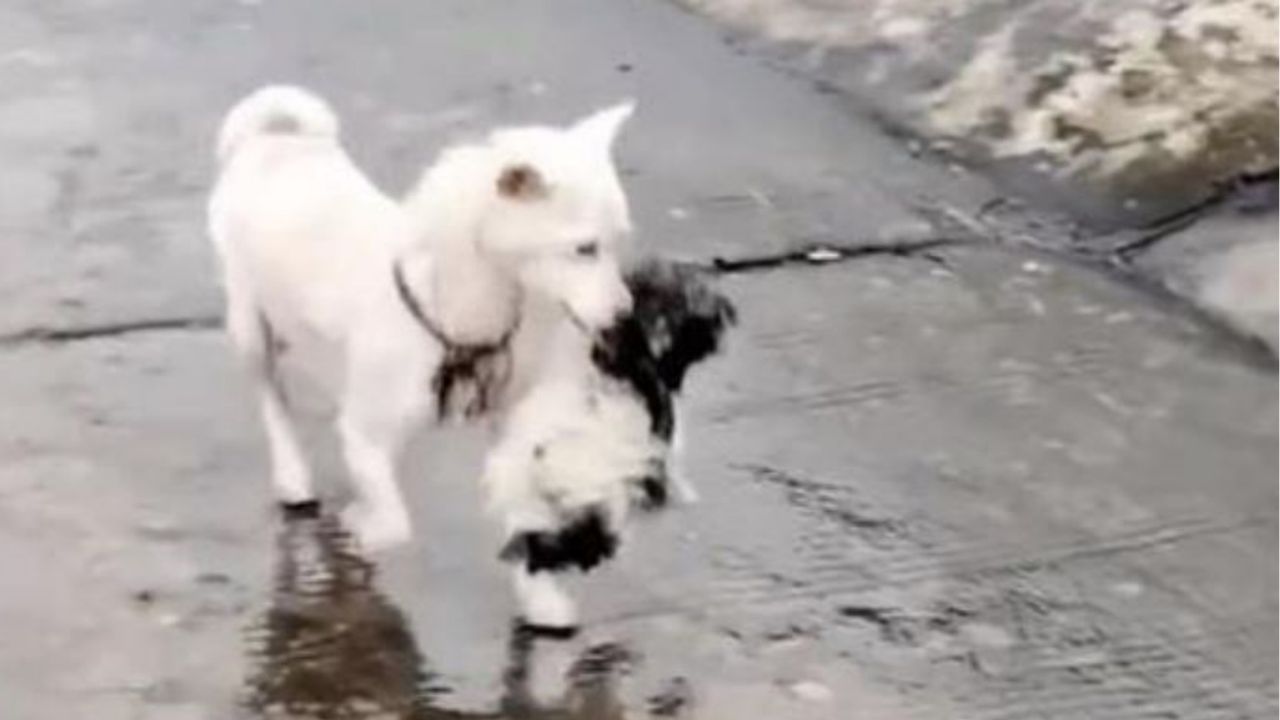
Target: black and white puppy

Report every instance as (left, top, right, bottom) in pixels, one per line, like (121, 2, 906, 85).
(481, 259, 736, 631)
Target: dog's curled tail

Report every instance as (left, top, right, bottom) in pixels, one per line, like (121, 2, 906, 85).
(217, 85, 339, 165)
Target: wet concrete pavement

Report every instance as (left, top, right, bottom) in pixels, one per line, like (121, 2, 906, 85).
(0, 1, 1276, 718)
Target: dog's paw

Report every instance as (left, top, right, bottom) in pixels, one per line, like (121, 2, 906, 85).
(341, 504, 412, 552)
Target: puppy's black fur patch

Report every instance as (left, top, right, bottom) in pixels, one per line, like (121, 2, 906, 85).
(503, 261, 734, 576)
(626, 457, 671, 512)
(591, 260, 736, 516)
(592, 260, 737, 441)
(500, 507, 619, 573)
(637, 475, 669, 510)
(592, 319, 673, 439)
(624, 260, 737, 391)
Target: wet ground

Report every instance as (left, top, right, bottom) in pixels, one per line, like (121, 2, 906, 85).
(0, 1, 1276, 719)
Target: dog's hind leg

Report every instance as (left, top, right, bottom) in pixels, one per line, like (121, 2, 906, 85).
(225, 290, 315, 505)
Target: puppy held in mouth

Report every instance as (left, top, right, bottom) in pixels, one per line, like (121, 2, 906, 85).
(483, 259, 736, 632)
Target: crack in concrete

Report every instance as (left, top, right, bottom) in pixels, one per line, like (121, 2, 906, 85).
(698, 237, 967, 274)
(837, 602, 978, 648)
(0, 200, 1272, 373)
(0, 314, 223, 348)
(1112, 167, 1279, 263)
(0, 239, 966, 351)
(918, 196, 1280, 368)
(704, 225, 1275, 368)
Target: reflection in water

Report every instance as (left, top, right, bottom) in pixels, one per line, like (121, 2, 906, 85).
(241, 511, 643, 720)
(500, 631, 629, 720)
(242, 511, 443, 717)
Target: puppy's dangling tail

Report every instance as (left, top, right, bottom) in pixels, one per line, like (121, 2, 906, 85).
(216, 85, 339, 165)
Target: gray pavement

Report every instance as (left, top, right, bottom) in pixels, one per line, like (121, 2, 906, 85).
(676, 0, 1280, 355)
(0, 1, 1275, 719)
(675, 0, 1278, 226)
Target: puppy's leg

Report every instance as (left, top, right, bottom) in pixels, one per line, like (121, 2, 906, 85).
(513, 567, 578, 634)
(501, 620, 579, 713)
(225, 291, 314, 505)
(668, 403, 699, 504)
(336, 341, 427, 551)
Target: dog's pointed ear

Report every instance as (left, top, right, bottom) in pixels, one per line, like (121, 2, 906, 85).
(496, 162, 548, 201)
(573, 100, 635, 151)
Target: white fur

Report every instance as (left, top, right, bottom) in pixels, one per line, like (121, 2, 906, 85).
(208, 85, 637, 551)
(513, 567, 578, 630)
(216, 85, 339, 165)
(483, 349, 662, 542)
(481, 327, 671, 630)
(400, 101, 637, 339)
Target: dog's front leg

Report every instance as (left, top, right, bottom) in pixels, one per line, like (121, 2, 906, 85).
(337, 415, 413, 552)
(337, 341, 429, 552)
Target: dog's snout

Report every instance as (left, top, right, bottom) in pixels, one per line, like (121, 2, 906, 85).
(598, 323, 624, 345)
(558, 273, 632, 335)
(611, 286, 633, 322)
(599, 301, 633, 341)
(610, 306, 631, 329)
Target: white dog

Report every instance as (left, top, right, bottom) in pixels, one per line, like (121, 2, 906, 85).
(207, 86, 636, 552)
(484, 260, 736, 631)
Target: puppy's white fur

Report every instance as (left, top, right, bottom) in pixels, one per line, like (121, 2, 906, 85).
(484, 348, 663, 628)
(484, 334, 662, 527)
(208, 85, 636, 552)
(484, 259, 736, 630)
(512, 567, 579, 632)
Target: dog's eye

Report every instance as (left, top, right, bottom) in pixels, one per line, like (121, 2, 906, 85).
(574, 241, 600, 259)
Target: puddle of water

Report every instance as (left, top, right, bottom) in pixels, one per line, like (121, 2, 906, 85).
(239, 511, 641, 720)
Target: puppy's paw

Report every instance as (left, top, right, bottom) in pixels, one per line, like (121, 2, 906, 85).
(341, 503, 412, 552)
(514, 570, 578, 633)
(634, 472, 699, 509)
